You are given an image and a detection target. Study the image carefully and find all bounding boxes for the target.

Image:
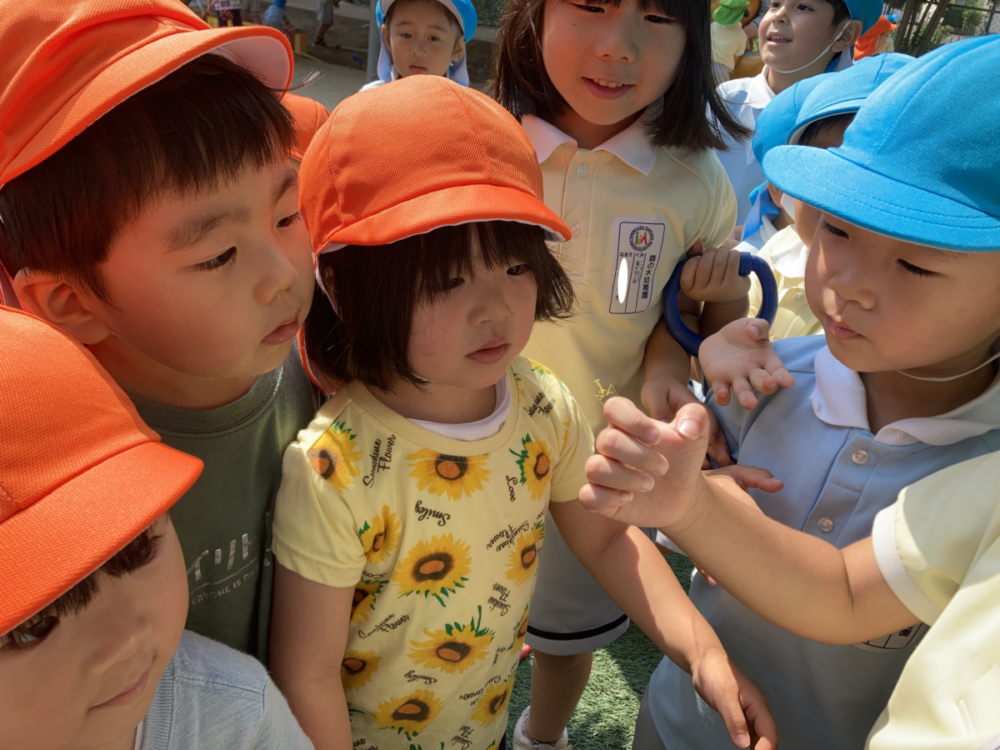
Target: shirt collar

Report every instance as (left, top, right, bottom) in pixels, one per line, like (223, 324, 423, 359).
(745, 70, 776, 110)
(521, 109, 659, 176)
(809, 345, 1000, 447)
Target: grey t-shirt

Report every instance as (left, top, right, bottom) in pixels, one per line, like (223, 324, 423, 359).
(131, 348, 321, 664)
(141, 630, 314, 749)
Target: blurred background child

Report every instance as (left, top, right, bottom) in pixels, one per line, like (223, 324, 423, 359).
(361, 0, 477, 90)
(712, 0, 751, 84)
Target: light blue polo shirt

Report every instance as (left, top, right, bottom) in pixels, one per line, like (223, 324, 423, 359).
(648, 335, 1000, 750)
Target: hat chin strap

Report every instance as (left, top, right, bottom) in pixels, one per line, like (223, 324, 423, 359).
(897, 350, 1000, 382)
(769, 20, 850, 74)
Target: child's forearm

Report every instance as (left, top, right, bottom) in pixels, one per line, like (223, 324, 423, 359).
(279, 676, 353, 750)
(643, 320, 693, 388)
(666, 474, 917, 644)
(699, 297, 750, 337)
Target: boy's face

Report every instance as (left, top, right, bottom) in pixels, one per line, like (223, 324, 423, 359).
(0, 516, 188, 750)
(80, 161, 314, 384)
(382, 0, 465, 78)
(759, 0, 848, 72)
(408, 244, 538, 391)
(805, 213, 1000, 375)
(541, 0, 686, 128)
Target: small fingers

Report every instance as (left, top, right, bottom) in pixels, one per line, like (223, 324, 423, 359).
(730, 377, 758, 409)
(603, 397, 661, 445)
(584, 453, 656, 494)
(594, 428, 669, 476)
(767, 360, 796, 388)
(711, 383, 732, 407)
(748, 368, 777, 395)
(578, 482, 633, 519)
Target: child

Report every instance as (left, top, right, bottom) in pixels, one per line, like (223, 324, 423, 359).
(360, 0, 477, 90)
(712, 0, 751, 84)
(854, 14, 897, 60)
(0, 306, 313, 750)
(580, 35, 1000, 750)
(744, 54, 912, 341)
(491, 2, 755, 745)
(716, 0, 882, 221)
(282, 92, 332, 164)
(0, 0, 322, 665)
(268, 76, 777, 750)
(264, 0, 297, 45)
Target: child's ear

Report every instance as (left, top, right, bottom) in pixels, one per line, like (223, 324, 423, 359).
(380, 23, 391, 53)
(766, 181, 783, 207)
(452, 34, 466, 63)
(13, 271, 113, 345)
(831, 19, 863, 52)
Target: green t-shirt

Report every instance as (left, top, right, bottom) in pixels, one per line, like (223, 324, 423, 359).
(131, 348, 321, 665)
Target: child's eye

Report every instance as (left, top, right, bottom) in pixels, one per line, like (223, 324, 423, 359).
(645, 13, 676, 23)
(571, 2, 605, 13)
(277, 211, 302, 229)
(898, 259, 935, 277)
(442, 277, 465, 292)
(3, 615, 59, 652)
(507, 264, 530, 276)
(429, 35, 441, 41)
(818, 220, 848, 239)
(195, 247, 236, 271)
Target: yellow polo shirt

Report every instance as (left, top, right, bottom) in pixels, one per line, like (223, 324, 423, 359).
(711, 22, 748, 71)
(868, 452, 1000, 749)
(748, 225, 822, 340)
(521, 113, 737, 432)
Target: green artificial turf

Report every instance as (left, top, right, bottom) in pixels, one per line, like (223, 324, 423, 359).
(505, 554, 695, 749)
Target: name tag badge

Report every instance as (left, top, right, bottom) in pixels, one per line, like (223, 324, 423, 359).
(609, 218, 666, 315)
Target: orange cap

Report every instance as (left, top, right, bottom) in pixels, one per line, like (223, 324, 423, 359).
(0, 0, 293, 192)
(0, 307, 203, 635)
(298, 75, 571, 254)
(284, 93, 331, 162)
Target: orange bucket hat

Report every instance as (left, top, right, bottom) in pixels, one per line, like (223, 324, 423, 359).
(283, 93, 331, 162)
(0, 306, 203, 635)
(298, 75, 571, 254)
(0, 0, 293, 192)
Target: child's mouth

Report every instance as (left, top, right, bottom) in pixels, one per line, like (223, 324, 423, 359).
(263, 310, 301, 345)
(583, 78, 634, 100)
(94, 668, 151, 710)
(408, 64, 428, 74)
(766, 32, 791, 45)
(825, 316, 861, 341)
(468, 339, 509, 365)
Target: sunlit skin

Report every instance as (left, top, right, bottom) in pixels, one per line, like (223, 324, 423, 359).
(0, 517, 188, 750)
(381, 0, 465, 79)
(540, 0, 686, 148)
(758, 0, 860, 93)
(16, 161, 315, 410)
(805, 213, 1000, 430)
(368, 239, 538, 425)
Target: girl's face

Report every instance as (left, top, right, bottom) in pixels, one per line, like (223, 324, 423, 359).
(408, 246, 539, 391)
(381, 0, 465, 78)
(805, 212, 1000, 376)
(540, 0, 686, 128)
(759, 0, 853, 74)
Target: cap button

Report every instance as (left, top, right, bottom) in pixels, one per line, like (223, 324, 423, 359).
(576, 164, 588, 177)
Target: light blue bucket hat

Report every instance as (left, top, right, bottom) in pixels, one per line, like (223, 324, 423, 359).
(763, 36, 1000, 252)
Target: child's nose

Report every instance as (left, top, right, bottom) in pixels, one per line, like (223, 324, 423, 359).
(256, 243, 301, 306)
(594, 16, 641, 63)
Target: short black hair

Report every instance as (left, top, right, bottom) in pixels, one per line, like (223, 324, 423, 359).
(798, 112, 855, 147)
(1, 527, 159, 651)
(0, 54, 295, 302)
(303, 221, 575, 391)
(491, 0, 752, 152)
(822, 0, 852, 26)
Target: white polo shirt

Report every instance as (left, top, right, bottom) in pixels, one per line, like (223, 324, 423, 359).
(648, 336, 1000, 750)
(867, 451, 1000, 749)
(520, 112, 736, 433)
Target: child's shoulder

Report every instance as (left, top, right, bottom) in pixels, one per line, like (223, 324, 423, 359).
(167, 631, 271, 697)
(772, 335, 826, 375)
(512, 355, 574, 404)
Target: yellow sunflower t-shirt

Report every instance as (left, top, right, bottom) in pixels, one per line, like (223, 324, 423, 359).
(273, 356, 593, 750)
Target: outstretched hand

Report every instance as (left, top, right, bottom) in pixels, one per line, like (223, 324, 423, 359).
(699, 319, 795, 409)
(691, 649, 779, 750)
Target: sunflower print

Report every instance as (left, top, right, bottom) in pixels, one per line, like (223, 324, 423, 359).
(350, 578, 385, 625)
(341, 650, 381, 691)
(408, 606, 494, 674)
(513, 370, 526, 402)
(561, 414, 572, 449)
(472, 672, 516, 727)
(505, 520, 544, 586)
(510, 434, 553, 501)
(407, 448, 491, 500)
(528, 358, 568, 392)
(358, 506, 401, 564)
(510, 604, 530, 652)
(392, 535, 472, 606)
(307, 420, 363, 493)
(372, 688, 444, 740)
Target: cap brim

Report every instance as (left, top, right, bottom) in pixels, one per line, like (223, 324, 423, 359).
(0, 442, 202, 634)
(764, 145, 1000, 251)
(789, 98, 864, 144)
(317, 183, 572, 251)
(3, 26, 292, 188)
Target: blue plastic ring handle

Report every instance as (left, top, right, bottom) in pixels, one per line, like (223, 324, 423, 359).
(663, 251, 779, 358)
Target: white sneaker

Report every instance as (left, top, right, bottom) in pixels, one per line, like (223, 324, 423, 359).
(512, 706, 573, 750)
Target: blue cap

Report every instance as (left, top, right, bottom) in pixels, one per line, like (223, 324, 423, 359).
(789, 53, 913, 142)
(752, 75, 828, 165)
(376, 0, 477, 43)
(764, 36, 1000, 252)
(846, 0, 884, 34)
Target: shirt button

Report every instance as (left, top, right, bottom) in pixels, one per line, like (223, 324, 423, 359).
(818, 517, 835, 533)
(569, 223, 581, 235)
(793, 292, 803, 301)
(576, 164, 588, 177)
(852, 450, 869, 465)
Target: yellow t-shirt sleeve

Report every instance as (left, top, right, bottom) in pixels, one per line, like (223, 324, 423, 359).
(534, 367, 595, 505)
(272, 438, 368, 588)
(872, 453, 1000, 625)
(698, 153, 739, 251)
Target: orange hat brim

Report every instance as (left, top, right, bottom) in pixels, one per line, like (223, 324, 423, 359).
(2, 27, 292, 190)
(315, 183, 572, 251)
(0, 442, 202, 635)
